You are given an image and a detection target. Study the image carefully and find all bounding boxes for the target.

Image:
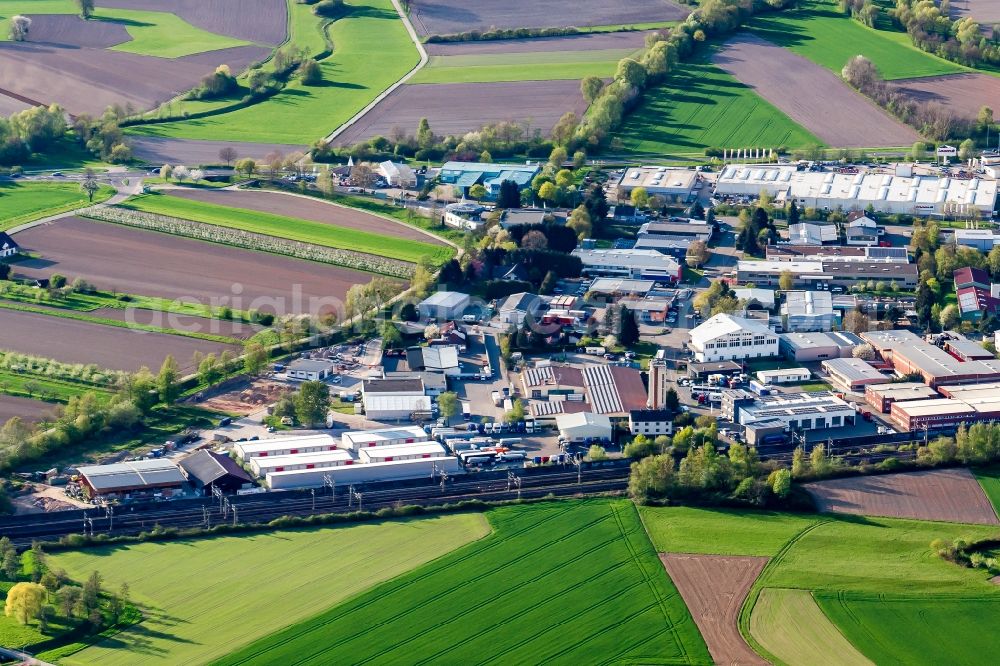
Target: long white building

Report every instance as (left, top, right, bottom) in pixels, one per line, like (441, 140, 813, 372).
(715, 164, 997, 217)
(689, 314, 779, 362)
(571, 249, 681, 282)
(233, 434, 339, 460)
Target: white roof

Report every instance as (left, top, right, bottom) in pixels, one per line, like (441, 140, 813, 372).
(737, 260, 825, 275)
(782, 291, 833, 316)
(234, 434, 337, 456)
(360, 442, 446, 458)
(420, 291, 470, 308)
(733, 288, 776, 307)
(690, 313, 773, 345)
(821, 357, 885, 382)
(757, 368, 810, 380)
(555, 411, 613, 434)
(378, 161, 415, 179)
(788, 223, 837, 245)
(251, 449, 354, 469)
(342, 426, 428, 446)
(572, 248, 680, 271)
(362, 394, 432, 413)
(421, 345, 459, 370)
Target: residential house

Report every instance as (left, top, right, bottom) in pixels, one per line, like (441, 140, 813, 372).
(845, 214, 880, 246)
(0, 232, 19, 259)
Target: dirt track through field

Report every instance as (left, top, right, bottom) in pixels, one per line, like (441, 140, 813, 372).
(408, 0, 688, 36)
(424, 30, 653, 56)
(0, 395, 55, 425)
(334, 80, 590, 146)
(0, 42, 269, 116)
(891, 73, 1000, 120)
(26, 14, 131, 49)
(12, 216, 378, 316)
(129, 137, 307, 167)
(660, 553, 769, 666)
(805, 468, 1000, 525)
(0, 308, 238, 373)
(713, 33, 920, 148)
(100, 0, 289, 45)
(165, 189, 446, 244)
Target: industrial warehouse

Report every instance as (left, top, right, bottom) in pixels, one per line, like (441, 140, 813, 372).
(715, 163, 998, 216)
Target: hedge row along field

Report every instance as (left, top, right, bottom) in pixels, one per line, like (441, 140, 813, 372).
(117, 193, 451, 267)
(46, 513, 490, 666)
(87, 207, 418, 278)
(215, 500, 711, 666)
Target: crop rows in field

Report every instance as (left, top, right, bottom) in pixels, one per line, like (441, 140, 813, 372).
(215, 500, 711, 666)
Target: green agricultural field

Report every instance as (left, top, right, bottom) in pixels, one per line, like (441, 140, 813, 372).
(817, 593, 1000, 665)
(46, 513, 489, 665)
(750, 589, 872, 666)
(0, 182, 114, 232)
(409, 48, 637, 84)
(0, 369, 111, 403)
(119, 193, 452, 265)
(613, 50, 821, 157)
(974, 466, 1000, 516)
(216, 500, 711, 666)
(0, 2, 248, 56)
(128, 0, 418, 144)
(639, 505, 819, 556)
(748, 0, 965, 80)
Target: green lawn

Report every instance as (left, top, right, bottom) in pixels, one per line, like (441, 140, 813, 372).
(119, 192, 451, 264)
(974, 466, 1000, 518)
(410, 48, 636, 84)
(47, 514, 489, 665)
(639, 505, 820, 557)
(0, 182, 113, 232)
(215, 500, 711, 666)
(0, 2, 249, 57)
(0, 580, 75, 658)
(613, 48, 821, 157)
(128, 0, 418, 144)
(0, 369, 111, 403)
(748, 0, 966, 80)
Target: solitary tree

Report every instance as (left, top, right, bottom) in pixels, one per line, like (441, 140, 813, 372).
(156, 355, 179, 405)
(9, 15, 31, 42)
(80, 169, 99, 202)
(940, 303, 960, 330)
(219, 146, 237, 166)
(77, 0, 94, 19)
(294, 381, 330, 427)
(159, 164, 172, 181)
(618, 306, 640, 346)
(437, 391, 460, 422)
(630, 187, 649, 209)
(468, 183, 487, 200)
(172, 165, 190, 183)
(778, 270, 794, 292)
(298, 58, 322, 85)
(234, 158, 256, 177)
(4, 582, 45, 625)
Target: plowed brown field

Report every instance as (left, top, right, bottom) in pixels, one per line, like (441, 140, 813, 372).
(891, 73, 1000, 120)
(805, 468, 1000, 525)
(100, 0, 288, 45)
(12, 217, 375, 316)
(0, 395, 55, 425)
(660, 553, 769, 666)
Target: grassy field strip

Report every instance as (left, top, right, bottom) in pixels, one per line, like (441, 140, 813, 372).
(410, 48, 637, 83)
(750, 589, 873, 666)
(748, 0, 967, 80)
(614, 51, 821, 156)
(0, 183, 114, 232)
(0, 284, 251, 321)
(214, 501, 710, 666)
(128, 0, 419, 144)
(97, 8, 252, 57)
(0, 369, 112, 403)
(120, 193, 449, 264)
(46, 514, 489, 665)
(816, 593, 1000, 664)
(0, 300, 241, 345)
(974, 466, 1000, 519)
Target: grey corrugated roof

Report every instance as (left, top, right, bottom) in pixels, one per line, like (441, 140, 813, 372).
(179, 450, 253, 486)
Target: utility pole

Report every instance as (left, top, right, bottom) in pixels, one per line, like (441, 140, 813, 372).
(232, 506, 238, 527)
(311, 488, 316, 512)
(106, 504, 114, 532)
(347, 484, 354, 508)
(571, 453, 582, 485)
(323, 474, 334, 498)
(353, 490, 363, 511)
(202, 506, 210, 529)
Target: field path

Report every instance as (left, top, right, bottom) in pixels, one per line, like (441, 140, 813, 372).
(6, 176, 139, 235)
(660, 553, 769, 665)
(804, 468, 1000, 525)
(713, 33, 920, 148)
(322, 0, 428, 145)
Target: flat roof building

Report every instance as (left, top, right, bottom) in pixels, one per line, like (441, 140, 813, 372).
(889, 398, 978, 431)
(438, 161, 539, 199)
(266, 456, 462, 490)
(737, 391, 856, 432)
(715, 164, 998, 216)
(587, 278, 655, 299)
(782, 291, 837, 332)
(766, 244, 909, 263)
(418, 291, 471, 321)
(341, 426, 429, 451)
(821, 357, 887, 391)
(572, 248, 681, 282)
(233, 434, 339, 460)
(616, 166, 700, 201)
(756, 368, 811, 384)
(865, 382, 939, 413)
(736, 259, 918, 289)
(779, 331, 861, 362)
(861, 329, 1000, 388)
(733, 288, 776, 309)
(358, 441, 447, 463)
(556, 412, 613, 443)
(249, 449, 355, 478)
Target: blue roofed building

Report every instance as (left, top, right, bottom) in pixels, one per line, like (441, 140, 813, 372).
(438, 161, 540, 199)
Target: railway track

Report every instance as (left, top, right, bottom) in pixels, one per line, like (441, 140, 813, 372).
(1, 467, 631, 548)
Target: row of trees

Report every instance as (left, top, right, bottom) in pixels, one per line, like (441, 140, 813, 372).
(0, 104, 68, 165)
(892, 0, 1000, 68)
(842, 55, 991, 140)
